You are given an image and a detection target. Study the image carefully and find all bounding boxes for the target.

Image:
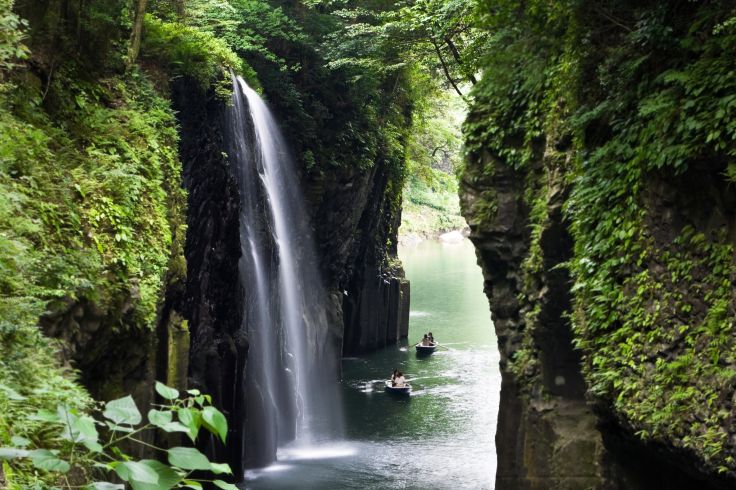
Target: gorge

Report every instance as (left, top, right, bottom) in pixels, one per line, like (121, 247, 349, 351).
(2, 1, 736, 489)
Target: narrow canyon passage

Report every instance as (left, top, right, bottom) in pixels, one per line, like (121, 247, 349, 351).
(240, 239, 501, 489)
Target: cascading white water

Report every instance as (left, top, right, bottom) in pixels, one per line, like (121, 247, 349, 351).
(227, 74, 342, 469)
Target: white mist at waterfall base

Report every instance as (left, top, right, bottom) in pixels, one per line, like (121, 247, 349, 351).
(228, 74, 344, 471)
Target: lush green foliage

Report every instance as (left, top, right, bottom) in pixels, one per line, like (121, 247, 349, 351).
(400, 170, 465, 238)
(1, 382, 236, 489)
(1, 1, 187, 486)
(464, 0, 736, 474)
(400, 81, 466, 237)
(141, 15, 246, 88)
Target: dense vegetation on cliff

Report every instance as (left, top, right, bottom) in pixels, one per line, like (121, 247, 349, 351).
(462, 0, 736, 481)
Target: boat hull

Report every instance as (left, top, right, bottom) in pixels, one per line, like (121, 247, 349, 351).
(415, 343, 437, 356)
(385, 382, 411, 395)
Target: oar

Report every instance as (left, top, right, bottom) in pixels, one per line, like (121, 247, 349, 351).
(435, 343, 452, 351)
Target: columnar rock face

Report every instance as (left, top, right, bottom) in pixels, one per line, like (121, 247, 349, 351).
(461, 97, 736, 490)
(461, 142, 607, 489)
(308, 157, 410, 355)
(172, 79, 247, 475)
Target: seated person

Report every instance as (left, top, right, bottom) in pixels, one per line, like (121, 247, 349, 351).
(390, 369, 399, 386)
(428, 332, 435, 343)
(394, 371, 406, 388)
(421, 334, 431, 346)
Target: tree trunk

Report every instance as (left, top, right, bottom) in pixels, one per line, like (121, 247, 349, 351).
(127, 0, 148, 66)
(174, 0, 185, 19)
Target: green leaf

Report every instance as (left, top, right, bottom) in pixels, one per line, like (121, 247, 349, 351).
(10, 436, 30, 447)
(0, 447, 29, 459)
(29, 449, 70, 473)
(83, 440, 104, 453)
(148, 409, 173, 427)
(103, 396, 142, 425)
(0, 384, 26, 401)
(210, 462, 232, 475)
(114, 461, 159, 484)
(181, 481, 202, 489)
(62, 413, 99, 446)
(213, 480, 238, 490)
(167, 446, 210, 471)
(155, 381, 179, 400)
(177, 408, 201, 442)
(129, 460, 182, 490)
(202, 406, 228, 443)
(147, 407, 186, 435)
(85, 483, 125, 490)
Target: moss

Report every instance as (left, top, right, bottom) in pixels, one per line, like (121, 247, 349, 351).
(465, 0, 736, 475)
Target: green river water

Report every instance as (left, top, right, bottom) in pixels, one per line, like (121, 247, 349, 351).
(243, 239, 500, 489)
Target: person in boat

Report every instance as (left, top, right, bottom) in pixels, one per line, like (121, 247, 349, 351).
(428, 332, 435, 344)
(421, 334, 431, 346)
(394, 371, 406, 388)
(390, 369, 399, 386)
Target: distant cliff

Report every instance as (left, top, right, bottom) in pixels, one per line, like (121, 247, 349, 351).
(461, 2, 736, 489)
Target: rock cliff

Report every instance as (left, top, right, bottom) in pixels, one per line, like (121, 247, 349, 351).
(461, 2, 736, 488)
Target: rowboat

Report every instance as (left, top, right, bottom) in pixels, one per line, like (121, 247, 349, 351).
(385, 381, 411, 395)
(415, 342, 437, 355)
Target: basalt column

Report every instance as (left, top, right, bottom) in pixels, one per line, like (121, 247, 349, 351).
(460, 135, 606, 489)
(172, 78, 248, 477)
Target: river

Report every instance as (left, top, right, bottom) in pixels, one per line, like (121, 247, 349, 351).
(242, 238, 500, 489)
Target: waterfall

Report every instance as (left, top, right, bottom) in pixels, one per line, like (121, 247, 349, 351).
(226, 74, 343, 469)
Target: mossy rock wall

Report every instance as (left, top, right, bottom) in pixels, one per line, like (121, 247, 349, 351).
(462, 1, 736, 488)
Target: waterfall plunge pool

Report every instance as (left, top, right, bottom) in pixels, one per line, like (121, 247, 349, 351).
(242, 239, 501, 489)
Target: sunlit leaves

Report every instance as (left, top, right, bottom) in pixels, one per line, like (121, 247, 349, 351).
(166, 447, 211, 471)
(0, 384, 231, 489)
(103, 396, 142, 425)
(156, 381, 180, 400)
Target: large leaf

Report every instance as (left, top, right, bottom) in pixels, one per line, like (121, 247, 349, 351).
(210, 462, 232, 475)
(167, 447, 210, 471)
(114, 461, 160, 484)
(103, 396, 142, 425)
(29, 449, 70, 473)
(0, 447, 29, 459)
(148, 409, 189, 434)
(212, 481, 238, 490)
(202, 406, 228, 443)
(10, 436, 30, 447)
(129, 460, 182, 490)
(155, 382, 179, 400)
(148, 409, 172, 426)
(31, 409, 61, 423)
(177, 408, 201, 442)
(60, 409, 99, 451)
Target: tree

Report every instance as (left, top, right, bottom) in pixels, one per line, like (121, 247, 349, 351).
(128, 0, 149, 66)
